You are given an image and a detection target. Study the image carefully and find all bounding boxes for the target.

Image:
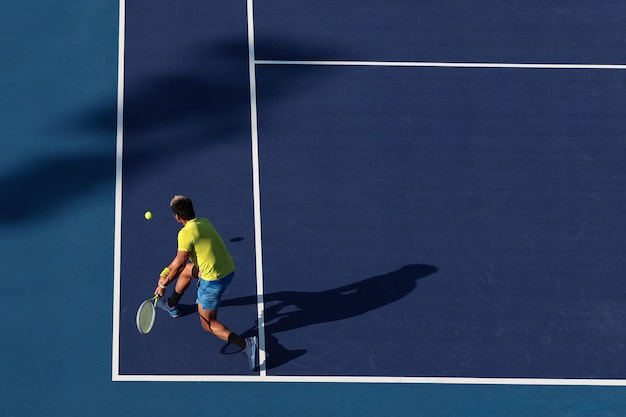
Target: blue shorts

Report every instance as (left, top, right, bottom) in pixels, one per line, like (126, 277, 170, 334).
(196, 272, 234, 310)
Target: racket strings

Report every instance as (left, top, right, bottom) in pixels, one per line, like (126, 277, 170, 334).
(136, 298, 157, 334)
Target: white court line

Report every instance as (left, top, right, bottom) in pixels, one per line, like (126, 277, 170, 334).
(247, 0, 268, 376)
(256, 59, 626, 70)
(114, 374, 626, 386)
(111, 0, 126, 380)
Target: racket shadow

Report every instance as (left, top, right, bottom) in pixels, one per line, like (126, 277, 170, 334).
(221, 263, 438, 370)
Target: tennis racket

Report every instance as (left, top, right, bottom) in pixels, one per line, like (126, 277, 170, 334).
(135, 295, 159, 334)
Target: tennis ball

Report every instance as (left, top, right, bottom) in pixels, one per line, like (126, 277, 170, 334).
(144, 211, 153, 220)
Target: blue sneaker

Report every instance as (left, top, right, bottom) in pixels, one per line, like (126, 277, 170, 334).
(157, 297, 181, 318)
(243, 336, 258, 370)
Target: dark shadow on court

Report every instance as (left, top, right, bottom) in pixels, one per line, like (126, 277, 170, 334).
(221, 263, 438, 370)
(1, 38, 345, 223)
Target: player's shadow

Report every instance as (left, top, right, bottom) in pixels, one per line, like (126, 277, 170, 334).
(221, 263, 438, 369)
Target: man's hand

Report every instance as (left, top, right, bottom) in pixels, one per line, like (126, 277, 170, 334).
(154, 251, 189, 298)
(154, 283, 166, 298)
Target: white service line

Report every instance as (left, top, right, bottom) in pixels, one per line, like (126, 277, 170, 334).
(255, 59, 626, 70)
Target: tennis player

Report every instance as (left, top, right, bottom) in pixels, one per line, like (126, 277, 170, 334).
(154, 195, 258, 370)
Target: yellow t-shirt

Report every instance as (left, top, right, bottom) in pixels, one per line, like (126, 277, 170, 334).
(177, 217, 235, 280)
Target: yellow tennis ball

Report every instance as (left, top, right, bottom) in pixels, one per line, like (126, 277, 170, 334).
(144, 211, 153, 220)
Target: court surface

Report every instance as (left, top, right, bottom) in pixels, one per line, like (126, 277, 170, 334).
(4, 0, 626, 415)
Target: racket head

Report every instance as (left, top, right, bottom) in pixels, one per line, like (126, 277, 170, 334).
(136, 296, 158, 334)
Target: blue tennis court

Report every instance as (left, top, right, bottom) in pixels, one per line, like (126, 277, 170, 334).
(4, 0, 626, 415)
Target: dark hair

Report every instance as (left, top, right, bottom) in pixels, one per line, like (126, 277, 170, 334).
(170, 195, 196, 220)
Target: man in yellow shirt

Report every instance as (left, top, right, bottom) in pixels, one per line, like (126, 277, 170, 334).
(154, 195, 258, 370)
